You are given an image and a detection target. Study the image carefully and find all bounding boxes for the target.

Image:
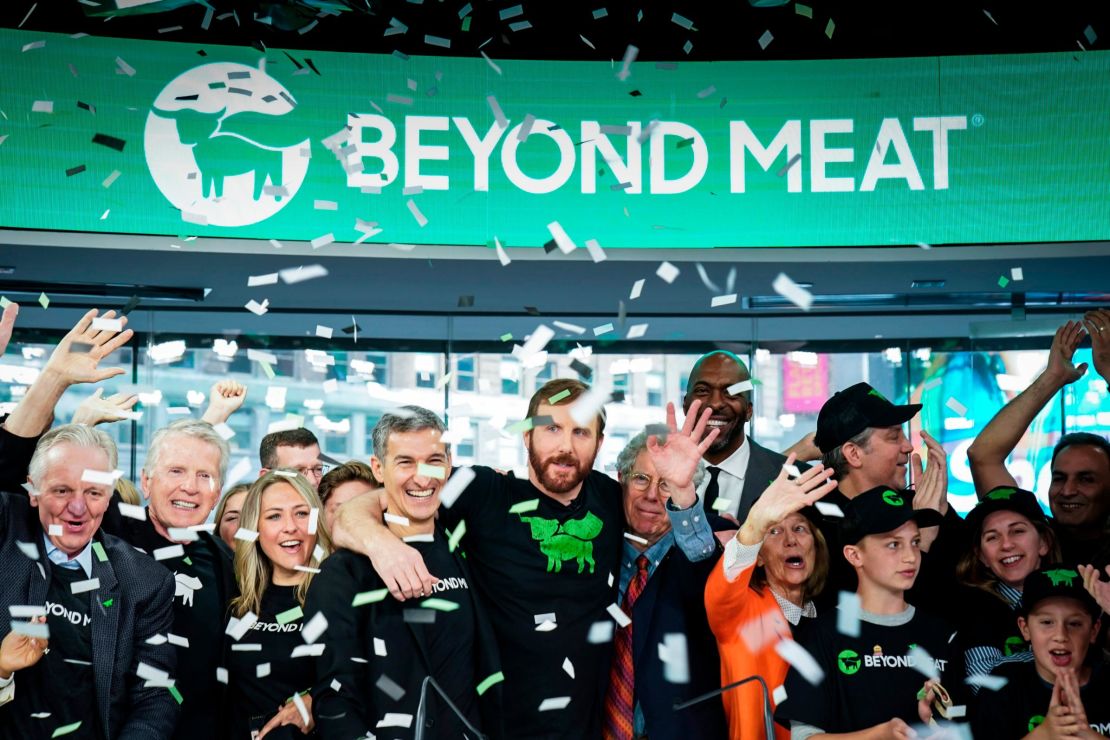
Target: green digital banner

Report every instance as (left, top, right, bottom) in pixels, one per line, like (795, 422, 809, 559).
(2, 28, 1109, 249)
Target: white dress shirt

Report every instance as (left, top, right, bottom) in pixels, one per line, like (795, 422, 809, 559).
(695, 437, 751, 520)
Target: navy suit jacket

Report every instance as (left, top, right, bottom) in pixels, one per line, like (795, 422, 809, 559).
(0, 491, 178, 739)
(629, 544, 728, 739)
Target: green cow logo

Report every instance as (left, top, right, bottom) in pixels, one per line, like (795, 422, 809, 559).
(1028, 715, 1046, 732)
(1044, 569, 1079, 587)
(519, 511, 604, 574)
(988, 487, 1018, 500)
(881, 490, 904, 507)
(837, 649, 862, 675)
(145, 60, 311, 227)
(867, 388, 889, 402)
(1003, 635, 1026, 656)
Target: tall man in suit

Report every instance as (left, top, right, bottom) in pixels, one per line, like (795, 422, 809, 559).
(604, 428, 726, 739)
(683, 351, 793, 524)
(0, 424, 177, 739)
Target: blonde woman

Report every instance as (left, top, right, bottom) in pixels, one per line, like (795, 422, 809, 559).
(215, 483, 250, 549)
(227, 471, 331, 739)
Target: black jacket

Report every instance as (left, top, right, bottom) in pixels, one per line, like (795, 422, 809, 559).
(306, 546, 505, 740)
(735, 439, 798, 525)
(0, 491, 178, 739)
(628, 544, 728, 739)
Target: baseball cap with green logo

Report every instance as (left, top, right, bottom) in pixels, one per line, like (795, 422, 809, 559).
(814, 382, 922, 453)
(964, 486, 1049, 540)
(1020, 566, 1100, 617)
(841, 485, 944, 544)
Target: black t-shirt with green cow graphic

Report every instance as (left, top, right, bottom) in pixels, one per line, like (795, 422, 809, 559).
(776, 606, 966, 734)
(973, 659, 1110, 739)
(438, 465, 623, 739)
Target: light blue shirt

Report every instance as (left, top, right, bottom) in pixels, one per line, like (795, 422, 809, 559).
(42, 533, 95, 577)
(618, 494, 718, 735)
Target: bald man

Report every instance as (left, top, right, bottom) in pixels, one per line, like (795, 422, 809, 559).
(682, 351, 798, 524)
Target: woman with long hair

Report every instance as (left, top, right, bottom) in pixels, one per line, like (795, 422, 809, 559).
(955, 485, 1061, 682)
(227, 471, 332, 739)
(704, 458, 836, 739)
(215, 483, 250, 549)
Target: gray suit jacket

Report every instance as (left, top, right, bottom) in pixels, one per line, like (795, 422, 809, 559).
(0, 491, 178, 740)
(734, 438, 800, 525)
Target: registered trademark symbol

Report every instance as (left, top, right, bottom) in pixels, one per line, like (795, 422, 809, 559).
(971, 114, 985, 127)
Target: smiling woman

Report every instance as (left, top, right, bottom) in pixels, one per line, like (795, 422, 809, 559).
(227, 471, 331, 739)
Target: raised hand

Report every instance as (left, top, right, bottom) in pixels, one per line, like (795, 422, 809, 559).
(43, 309, 133, 386)
(1045, 320, 1088, 386)
(644, 399, 720, 492)
(1078, 564, 1110, 615)
(911, 431, 949, 516)
(737, 453, 836, 545)
(0, 617, 49, 678)
(71, 388, 139, 426)
(200, 380, 247, 425)
(1083, 309, 1110, 384)
(0, 302, 18, 357)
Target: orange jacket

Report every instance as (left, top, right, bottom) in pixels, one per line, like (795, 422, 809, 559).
(704, 553, 795, 740)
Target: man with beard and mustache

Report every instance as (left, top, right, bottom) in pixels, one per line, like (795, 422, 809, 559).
(683, 350, 801, 525)
(332, 379, 720, 739)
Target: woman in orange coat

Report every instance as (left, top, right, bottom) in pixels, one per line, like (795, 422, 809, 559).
(705, 457, 835, 740)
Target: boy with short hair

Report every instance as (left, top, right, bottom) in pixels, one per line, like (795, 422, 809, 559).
(973, 566, 1109, 739)
(776, 485, 964, 739)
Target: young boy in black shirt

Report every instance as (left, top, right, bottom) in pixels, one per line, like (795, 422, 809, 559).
(973, 566, 1110, 739)
(776, 485, 965, 738)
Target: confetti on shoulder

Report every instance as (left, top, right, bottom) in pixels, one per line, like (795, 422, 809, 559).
(352, 589, 390, 606)
(509, 498, 540, 514)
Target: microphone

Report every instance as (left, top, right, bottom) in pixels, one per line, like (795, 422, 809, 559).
(413, 675, 488, 740)
(673, 674, 777, 740)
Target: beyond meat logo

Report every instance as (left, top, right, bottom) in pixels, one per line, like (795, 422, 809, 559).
(837, 649, 862, 675)
(519, 511, 604, 574)
(145, 60, 311, 226)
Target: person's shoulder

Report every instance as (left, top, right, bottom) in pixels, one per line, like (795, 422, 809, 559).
(587, 469, 621, 494)
(102, 532, 175, 590)
(318, 547, 380, 584)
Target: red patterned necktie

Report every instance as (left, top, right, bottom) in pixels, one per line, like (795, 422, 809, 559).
(603, 554, 650, 740)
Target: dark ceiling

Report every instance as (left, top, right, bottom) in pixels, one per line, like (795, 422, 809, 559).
(3, 1, 1109, 347)
(4, 1, 1108, 63)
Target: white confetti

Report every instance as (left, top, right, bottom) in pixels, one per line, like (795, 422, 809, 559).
(588, 619, 614, 643)
(70, 577, 100, 594)
(118, 502, 146, 520)
(310, 233, 335, 249)
(384, 513, 411, 527)
(815, 502, 845, 518)
(226, 612, 258, 641)
(302, 612, 328, 644)
(546, 222, 577, 254)
(440, 466, 475, 509)
(12, 620, 49, 639)
(775, 639, 824, 685)
(234, 528, 259, 543)
(656, 261, 680, 284)
(1011, 267, 1024, 281)
(966, 674, 1008, 691)
(407, 199, 428, 227)
(907, 644, 940, 681)
(773, 273, 813, 311)
(606, 603, 631, 628)
(376, 713, 413, 728)
(539, 696, 572, 711)
(616, 44, 638, 80)
(374, 637, 388, 656)
(153, 545, 185, 561)
(629, 279, 645, 300)
(728, 380, 754, 395)
(623, 532, 648, 545)
(660, 633, 690, 683)
(47, 524, 63, 536)
(945, 397, 967, 417)
(90, 318, 123, 331)
(836, 591, 861, 637)
(248, 273, 278, 287)
(244, 299, 269, 316)
(280, 264, 328, 284)
(626, 324, 649, 339)
(584, 238, 607, 263)
(711, 294, 737, 307)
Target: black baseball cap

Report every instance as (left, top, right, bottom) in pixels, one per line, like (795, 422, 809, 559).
(965, 486, 1049, 537)
(1021, 566, 1101, 617)
(841, 486, 944, 544)
(814, 382, 921, 453)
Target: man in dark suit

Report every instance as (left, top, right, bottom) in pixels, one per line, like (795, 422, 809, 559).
(683, 351, 794, 524)
(307, 406, 503, 739)
(0, 424, 177, 739)
(602, 429, 726, 740)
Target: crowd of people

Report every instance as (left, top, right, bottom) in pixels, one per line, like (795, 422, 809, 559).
(1, 303, 1109, 740)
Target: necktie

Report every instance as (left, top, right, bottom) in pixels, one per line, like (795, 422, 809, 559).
(603, 555, 650, 740)
(702, 466, 723, 513)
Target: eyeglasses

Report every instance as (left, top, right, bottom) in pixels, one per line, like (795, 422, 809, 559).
(294, 464, 330, 480)
(627, 472, 671, 493)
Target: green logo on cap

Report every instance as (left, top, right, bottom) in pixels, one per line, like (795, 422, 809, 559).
(1028, 715, 1046, 732)
(881, 490, 905, 507)
(1044, 568, 1079, 587)
(867, 388, 889, 402)
(988, 487, 1018, 501)
(837, 649, 862, 675)
(1003, 636, 1025, 656)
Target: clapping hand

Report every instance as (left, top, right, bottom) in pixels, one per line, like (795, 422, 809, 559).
(1083, 309, 1110, 384)
(911, 431, 949, 516)
(72, 388, 139, 426)
(1045, 321, 1088, 386)
(0, 302, 18, 357)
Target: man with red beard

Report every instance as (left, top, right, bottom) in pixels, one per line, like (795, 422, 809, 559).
(682, 351, 799, 524)
(334, 379, 719, 738)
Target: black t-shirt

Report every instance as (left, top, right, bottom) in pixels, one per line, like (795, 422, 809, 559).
(1057, 522, 1110, 571)
(954, 585, 1028, 673)
(411, 537, 480, 735)
(4, 565, 103, 740)
(109, 516, 232, 740)
(973, 659, 1110, 738)
(438, 466, 623, 738)
(776, 606, 965, 734)
(228, 585, 315, 740)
